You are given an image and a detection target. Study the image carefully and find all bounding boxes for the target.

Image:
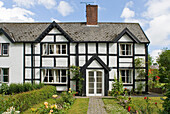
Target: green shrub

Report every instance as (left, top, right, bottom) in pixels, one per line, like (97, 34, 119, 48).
(0, 85, 56, 112)
(9, 83, 18, 94)
(0, 83, 9, 95)
(23, 83, 33, 92)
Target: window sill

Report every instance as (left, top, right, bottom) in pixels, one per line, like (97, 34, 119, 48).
(43, 82, 67, 84)
(0, 55, 9, 57)
(42, 54, 68, 56)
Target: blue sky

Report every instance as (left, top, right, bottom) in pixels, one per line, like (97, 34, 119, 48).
(0, 0, 169, 62)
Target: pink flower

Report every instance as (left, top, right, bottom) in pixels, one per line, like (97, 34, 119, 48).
(73, 85, 75, 86)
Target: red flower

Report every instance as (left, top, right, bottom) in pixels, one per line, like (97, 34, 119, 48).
(129, 97, 131, 100)
(125, 88, 127, 90)
(155, 102, 157, 105)
(156, 79, 159, 80)
(128, 106, 131, 112)
(144, 97, 147, 99)
(73, 85, 75, 86)
(149, 99, 151, 100)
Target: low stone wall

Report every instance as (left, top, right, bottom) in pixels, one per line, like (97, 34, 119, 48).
(149, 87, 165, 94)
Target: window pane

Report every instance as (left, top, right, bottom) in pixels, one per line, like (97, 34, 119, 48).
(55, 70, 60, 82)
(3, 44, 8, 55)
(61, 77, 66, 82)
(3, 69, 8, 82)
(3, 76, 8, 82)
(43, 70, 48, 82)
(61, 70, 66, 76)
(43, 44, 47, 55)
(121, 70, 125, 76)
(0, 44, 1, 55)
(49, 70, 53, 82)
(3, 69, 8, 75)
(62, 45, 66, 54)
(120, 44, 125, 50)
(126, 44, 131, 55)
(49, 45, 54, 54)
(56, 45, 60, 54)
(122, 77, 125, 83)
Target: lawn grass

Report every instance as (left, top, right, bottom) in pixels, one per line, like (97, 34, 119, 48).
(23, 98, 56, 114)
(67, 98, 89, 114)
(103, 97, 165, 114)
(103, 98, 130, 114)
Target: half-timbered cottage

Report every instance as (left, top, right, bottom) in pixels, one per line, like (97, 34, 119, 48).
(0, 5, 150, 96)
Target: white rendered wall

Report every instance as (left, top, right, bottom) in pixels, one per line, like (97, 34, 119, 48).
(109, 56, 117, 67)
(49, 28, 61, 34)
(55, 36, 68, 42)
(98, 43, 106, 54)
(109, 69, 117, 79)
(25, 43, 31, 54)
(88, 43, 96, 54)
(70, 43, 76, 54)
(99, 56, 107, 65)
(42, 58, 54, 67)
(0, 34, 23, 84)
(109, 43, 117, 54)
(41, 35, 54, 42)
(79, 56, 86, 66)
(135, 44, 145, 54)
(118, 34, 133, 42)
(56, 58, 68, 67)
(70, 56, 76, 66)
(88, 60, 102, 68)
(79, 43, 85, 54)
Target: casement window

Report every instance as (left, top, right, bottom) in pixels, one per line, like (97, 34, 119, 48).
(43, 69, 67, 83)
(42, 44, 67, 55)
(120, 44, 132, 56)
(0, 44, 9, 56)
(0, 68, 9, 83)
(120, 70, 132, 84)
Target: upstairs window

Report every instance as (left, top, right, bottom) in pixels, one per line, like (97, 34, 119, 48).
(120, 44, 132, 56)
(0, 44, 9, 56)
(42, 69, 67, 83)
(120, 70, 132, 84)
(0, 68, 9, 83)
(42, 44, 67, 55)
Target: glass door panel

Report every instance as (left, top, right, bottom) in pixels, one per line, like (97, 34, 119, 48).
(96, 71, 102, 94)
(88, 71, 94, 94)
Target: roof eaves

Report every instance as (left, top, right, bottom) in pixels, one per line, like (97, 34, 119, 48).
(0, 28, 15, 43)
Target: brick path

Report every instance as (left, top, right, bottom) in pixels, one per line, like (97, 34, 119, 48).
(87, 97, 107, 114)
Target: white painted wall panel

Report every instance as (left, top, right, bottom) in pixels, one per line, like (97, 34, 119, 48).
(109, 56, 117, 67)
(56, 86, 67, 91)
(123, 86, 132, 90)
(119, 63, 133, 67)
(88, 43, 96, 53)
(25, 69, 31, 79)
(135, 44, 145, 54)
(88, 60, 102, 68)
(109, 81, 114, 90)
(99, 56, 107, 65)
(119, 58, 133, 62)
(70, 56, 76, 66)
(70, 43, 76, 54)
(25, 56, 31, 67)
(119, 34, 133, 42)
(98, 43, 106, 54)
(79, 56, 85, 66)
(25, 43, 31, 54)
(109, 69, 117, 79)
(35, 69, 40, 79)
(49, 28, 61, 34)
(42, 58, 54, 67)
(0, 34, 10, 43)
(135, 56, 145, 67)
(34, 56, 40, 67)
(41, 35, 54, 42)
(79, 43, 85, 54)
(55, 36, 68, 42)
(34, 43, 40, 54)
(109, 43, 117, 54)
(56, 58, 67, 67)
(88, 56, 92, 60)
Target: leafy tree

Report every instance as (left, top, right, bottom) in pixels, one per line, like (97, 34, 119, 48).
(157, 49, 170, 83)
(148, 54, 153, 69)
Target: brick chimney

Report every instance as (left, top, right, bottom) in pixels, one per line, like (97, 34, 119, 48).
(86, 5, 98, 25)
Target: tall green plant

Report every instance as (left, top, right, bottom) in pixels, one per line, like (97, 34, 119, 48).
(70, 66, 84, 95)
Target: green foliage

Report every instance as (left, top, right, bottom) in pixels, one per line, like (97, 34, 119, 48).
(61, 90, 75, 105)
(157, 49, 170, 83)
(0, 86, 56, 112)
(148, 54, 153, 69)
(111, 73, 124, 97)
(0, 83, 44, 95)
(70, 65, 84, 95)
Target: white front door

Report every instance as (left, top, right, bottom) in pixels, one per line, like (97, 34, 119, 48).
(86, 70, 104, 96)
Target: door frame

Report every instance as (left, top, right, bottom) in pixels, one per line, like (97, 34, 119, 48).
(86, 69, 104, 96)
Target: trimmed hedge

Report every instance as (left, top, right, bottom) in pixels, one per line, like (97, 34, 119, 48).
(0, 85, 56, 112)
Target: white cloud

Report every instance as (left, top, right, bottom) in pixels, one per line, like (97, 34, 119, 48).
(50, 18, 60, 22)
(57, 1, 74, 16)
(37, 0, 57, 9)
(150, 49, 162, 62)
(0, 1, 34, 22)
(121, 7, 135, 19)
(13, 0, 35, 8)
(125, 1, 134, 8)
(13, 0, 57, 9)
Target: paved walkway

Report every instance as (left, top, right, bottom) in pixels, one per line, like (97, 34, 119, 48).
(87, 97, 107, 114)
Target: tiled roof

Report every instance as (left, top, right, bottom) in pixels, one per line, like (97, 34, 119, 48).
(0, 22, 149, 43)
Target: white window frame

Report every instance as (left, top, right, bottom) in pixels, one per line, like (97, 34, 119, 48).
(0, 68, 9, 83)
(42, 69, 67, 84)
(0, 43, 9, 56)
(42, 44, 67, 55)
(120, 69, 132, 84)
(119, 43, 132, 56)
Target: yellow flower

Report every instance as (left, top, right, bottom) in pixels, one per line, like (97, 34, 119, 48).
(51, 105, 54, 109)
(50, 110, 53, 113)
(31, 108, 36, 112)
(48, 113, 51, 114)
(69, 88, 71, 91)
(54, 104, 57, 109)
(68, 91, 71, 93)
(52, 95, 58, 98)
(44, 102, 48, 106)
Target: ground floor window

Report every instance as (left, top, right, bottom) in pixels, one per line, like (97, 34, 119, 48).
(120, 70, 132, 84)
(0, 68, 9, 83)
(42, 69, 67, 83)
